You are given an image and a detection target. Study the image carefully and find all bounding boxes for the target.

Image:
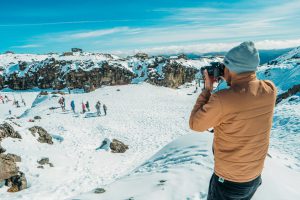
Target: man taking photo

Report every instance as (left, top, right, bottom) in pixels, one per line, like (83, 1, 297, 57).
(189, 41, 277, 200)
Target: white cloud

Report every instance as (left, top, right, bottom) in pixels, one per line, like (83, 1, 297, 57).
(111, 39, 300, 56)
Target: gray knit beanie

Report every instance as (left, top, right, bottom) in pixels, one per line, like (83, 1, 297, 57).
(224, 41, 260, 74)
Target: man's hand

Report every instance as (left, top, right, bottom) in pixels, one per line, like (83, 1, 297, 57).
(204, 69, 213, 92)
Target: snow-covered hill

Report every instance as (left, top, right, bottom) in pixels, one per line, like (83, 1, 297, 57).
(257, 46, 300, 170)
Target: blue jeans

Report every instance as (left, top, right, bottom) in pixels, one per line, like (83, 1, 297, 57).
(207, 173, 262, 200)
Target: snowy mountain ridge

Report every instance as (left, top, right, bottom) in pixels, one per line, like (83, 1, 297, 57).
(0, 51, 222, 90)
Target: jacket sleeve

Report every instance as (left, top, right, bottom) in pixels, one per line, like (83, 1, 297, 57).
(189, 89, 223, 132)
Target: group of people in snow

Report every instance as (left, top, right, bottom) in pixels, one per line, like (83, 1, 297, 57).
(0, 94, 27, 116)
(59, 97, 107, 116)
(0, 94, 10, 104)
(95, 101, 107, 116)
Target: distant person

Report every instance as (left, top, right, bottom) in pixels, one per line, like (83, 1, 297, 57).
(9, 110, 11, 115)
(95, 101, 101, 116)
(0, 95, 4, 104)
(85, 101, 90, 112)
(82, 102, 86, 114)
(22, 98, 26, 106)
(70, 100, 75, 113)
(103, 104, 107, 116)
(4, 95, 10, 102)
(189, 41, 277, 200)
(15, 100, 20, 108)
(58, 97, 65, 112)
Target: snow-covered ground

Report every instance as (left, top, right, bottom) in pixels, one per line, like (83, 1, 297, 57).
(0, 82, 299, 200)
(0, 83, 196, 199)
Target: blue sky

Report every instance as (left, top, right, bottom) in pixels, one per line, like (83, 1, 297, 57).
(1, 0, 300, 54)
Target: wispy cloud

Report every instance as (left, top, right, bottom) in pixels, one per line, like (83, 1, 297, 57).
(68, 27, 130, 39)
(0, 20, 137, 27)
(11, 44, 41, 49)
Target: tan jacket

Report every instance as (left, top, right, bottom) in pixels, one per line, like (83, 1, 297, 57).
(189, 72, 277, 182)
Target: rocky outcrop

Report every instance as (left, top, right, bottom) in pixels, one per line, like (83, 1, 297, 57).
(276, 84, 300, 104)
(94, 188, 106, 194)
(5, 171, 27, 193)
(4, 58, 135, 90)
(110, 139, 129, 153)
(6, 153, 21, 162)
(147, 60, 198, 88)
(0, 154, 19, 181)
(29, 126, 53, 144)
(65, 61, 134, 90)
(1, 52, 210, 90)
(37, 157, 54, 168)
(0, 122, 22, 141)
(34, 116, 42, 120)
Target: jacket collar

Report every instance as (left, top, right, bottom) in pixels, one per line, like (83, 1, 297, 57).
(230, 72, 257, 86)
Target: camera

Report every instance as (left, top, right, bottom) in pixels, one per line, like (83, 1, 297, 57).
(200, 62, 225, 80)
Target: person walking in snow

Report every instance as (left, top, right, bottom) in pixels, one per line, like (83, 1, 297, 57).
(95, 101, 101, 116)
(70, 100, 75, 113)
(21, 98, 26, 106)
(9, 110, 11, 115)
(58, 97, 65, 112)
(15, 100, 20, 108)
(4, 95, 9, 102)
(0, 95, 4, 104)
(85, 101, 90, 112)
(189, 42, 277, 200)
(103, 104, 107, 116)
(82, 102, 86, 114)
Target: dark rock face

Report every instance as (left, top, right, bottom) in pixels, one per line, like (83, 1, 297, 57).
(5, 171, 27, 192)
(4, 58, 135, 90)
(64, 61, 135, 90)
(0, 123, 22, 141)
(2, 53, 203, 90)
(29, 126, 53, 145)
(110, 139, 129, 153)
(147, 60, 198, 88)
(0, 144, 6, 153)
(276, 84, 300, 104)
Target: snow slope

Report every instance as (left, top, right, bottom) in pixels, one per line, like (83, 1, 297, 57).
(257, 47, 300, 170)
(74, 134, 300, 200)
